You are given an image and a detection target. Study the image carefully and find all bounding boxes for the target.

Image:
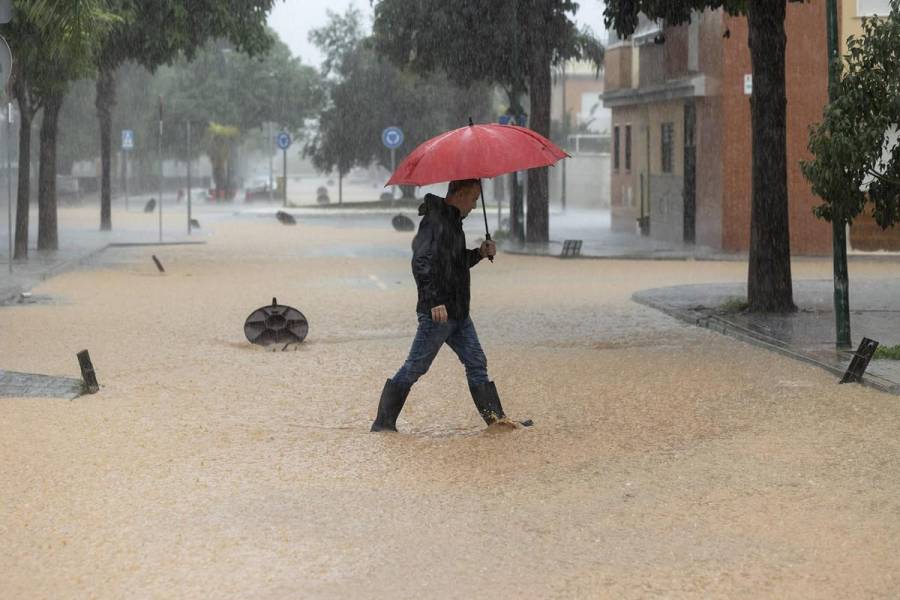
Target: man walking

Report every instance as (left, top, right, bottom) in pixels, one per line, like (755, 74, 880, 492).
(371, 179, 518, 432)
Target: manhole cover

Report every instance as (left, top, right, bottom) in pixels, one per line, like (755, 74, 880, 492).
(244, 297, 309, 347)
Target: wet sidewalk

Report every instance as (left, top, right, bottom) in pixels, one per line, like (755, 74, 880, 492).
(0, 198, 207, 304)
(500, 209, 740, 260)
(633, 278, 900, 395)
(499, 209, 900, 263)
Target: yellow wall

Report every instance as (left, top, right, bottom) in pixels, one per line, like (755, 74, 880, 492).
(841, 0, 892, 56)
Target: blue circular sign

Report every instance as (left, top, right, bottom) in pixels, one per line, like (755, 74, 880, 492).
(382, 126, 404, 149)
(276, 132, 291, 150)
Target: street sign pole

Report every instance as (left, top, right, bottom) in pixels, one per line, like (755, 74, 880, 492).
(6, 103, 11, 273)
(390, 147, 396, 200)
(121, 129, 134, 211)
(1, 35, 12, 272)
(158, 97, 163, 243)
(268, 123, 274, 202)
(381, 126, 404, 202)
(123, 148, 128, 211)
(275, 131, 291, 207)
(186, 121, 192, 235)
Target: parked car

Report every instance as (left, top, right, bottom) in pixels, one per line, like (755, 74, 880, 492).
(244, 177, 274, 202)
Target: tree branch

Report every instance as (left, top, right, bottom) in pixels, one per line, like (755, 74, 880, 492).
(866, 168, 900, 186)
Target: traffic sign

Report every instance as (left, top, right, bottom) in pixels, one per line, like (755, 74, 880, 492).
(0, 1, 11, 24)
(382, 126, 403, 149)
(499, 114, 527, 126)
(276, 131, 291, 150)
(121, 129, 134, 150)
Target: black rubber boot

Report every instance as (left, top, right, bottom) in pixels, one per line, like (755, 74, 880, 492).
(469, 381, 508, 425)
(370, 379, 410, 432)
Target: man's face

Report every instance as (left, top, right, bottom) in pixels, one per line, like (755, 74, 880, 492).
(457, 183, 481, 218)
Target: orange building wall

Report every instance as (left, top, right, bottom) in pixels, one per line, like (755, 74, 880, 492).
(720, 2, 831, 255)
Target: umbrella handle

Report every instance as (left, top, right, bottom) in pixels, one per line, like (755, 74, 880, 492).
(480, 187, 493, 263)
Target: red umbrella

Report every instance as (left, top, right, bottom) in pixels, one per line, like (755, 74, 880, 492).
(386, 121, 569, 260)
(386, 123, 568, 187)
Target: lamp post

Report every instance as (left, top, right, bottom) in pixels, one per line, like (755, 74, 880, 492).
(158, 95, 163, 243)
(509, 0, 526, 244)
(186, 120, 192, 235)
(561, 61, 567, 212)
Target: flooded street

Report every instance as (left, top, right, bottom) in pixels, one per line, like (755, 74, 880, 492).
(3, 215, 900, 598)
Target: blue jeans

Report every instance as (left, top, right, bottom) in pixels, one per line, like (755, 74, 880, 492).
(392, 313, 490, 389)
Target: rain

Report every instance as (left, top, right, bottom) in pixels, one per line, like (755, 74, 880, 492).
(2, 1, 900, 597)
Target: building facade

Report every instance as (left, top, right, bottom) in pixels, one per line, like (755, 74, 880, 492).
(841, 0, 900, 250)
(602, 4, 833, 255)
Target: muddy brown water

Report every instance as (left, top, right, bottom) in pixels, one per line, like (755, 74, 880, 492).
(3, 217, 900, 598)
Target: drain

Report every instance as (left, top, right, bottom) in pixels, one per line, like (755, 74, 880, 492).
(244, 297, 309, 347)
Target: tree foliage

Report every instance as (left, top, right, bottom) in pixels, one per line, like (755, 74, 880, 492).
(803, 0, 900, 230)
(149, 36, 324, 158)
(97, 0, 276, 73)
(94, 0, 278, 229)
(2, 0, 117, 255)
(305, 8, 492, 183)
(372, 0, 602, 104)
(370, 0, 603, 241)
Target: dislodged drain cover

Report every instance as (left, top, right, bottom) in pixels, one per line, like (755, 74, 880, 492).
(244, 298, 309, 347)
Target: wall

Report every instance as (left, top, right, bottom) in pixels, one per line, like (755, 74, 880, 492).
(719, 1, 831, 255)
(603, 46, 632, 92)
(850, 214, 900, 250)
(695, 9, 726, 249)
(646, 101, 685, 243)
(549, 154, 611, 209)
(785, 0, 832, 255)
(609, 104, 645, 232)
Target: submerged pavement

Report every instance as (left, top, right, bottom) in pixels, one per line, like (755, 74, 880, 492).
(3, 209, 900, 598)
(634, 279, 900, 395)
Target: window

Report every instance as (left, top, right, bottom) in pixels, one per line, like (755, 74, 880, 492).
(661, 122, 674, 173)
(625, 124, 632, 171)
(613, 125, 620, 170)
(858, 0, 891, 15)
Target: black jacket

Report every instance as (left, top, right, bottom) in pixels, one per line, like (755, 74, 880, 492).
(412, 194, 483, 320)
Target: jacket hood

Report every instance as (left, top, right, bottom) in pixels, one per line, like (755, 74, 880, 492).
(418, 193, 460, 219)
(418, 193, 444, 216)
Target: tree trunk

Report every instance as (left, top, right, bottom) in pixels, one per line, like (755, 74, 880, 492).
(526, 19, 551, 244)
(746, 0, 795, 312)
(37, 92, 62, 251)
(96, 65, 115, 231)
(13, 106, 32, 260)
(212, 157, 226, 196)
(12, 60, 35, 260)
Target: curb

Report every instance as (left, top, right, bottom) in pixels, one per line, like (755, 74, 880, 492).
(107, 241, 207, 248)
(631, 291, 900, 397)
(1, 240, 207, 305)
(502, 246, 701, 261)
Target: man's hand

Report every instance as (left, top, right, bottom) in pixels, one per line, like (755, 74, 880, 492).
(431, 304, 448, 323)
(479, 240, 496, 259)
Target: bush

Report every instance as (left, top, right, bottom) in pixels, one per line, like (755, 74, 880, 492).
(720, 297, 749, 314)
(874, 344, 900, 360)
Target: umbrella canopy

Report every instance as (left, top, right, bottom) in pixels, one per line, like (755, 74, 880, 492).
(386, 123, 569, 187)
